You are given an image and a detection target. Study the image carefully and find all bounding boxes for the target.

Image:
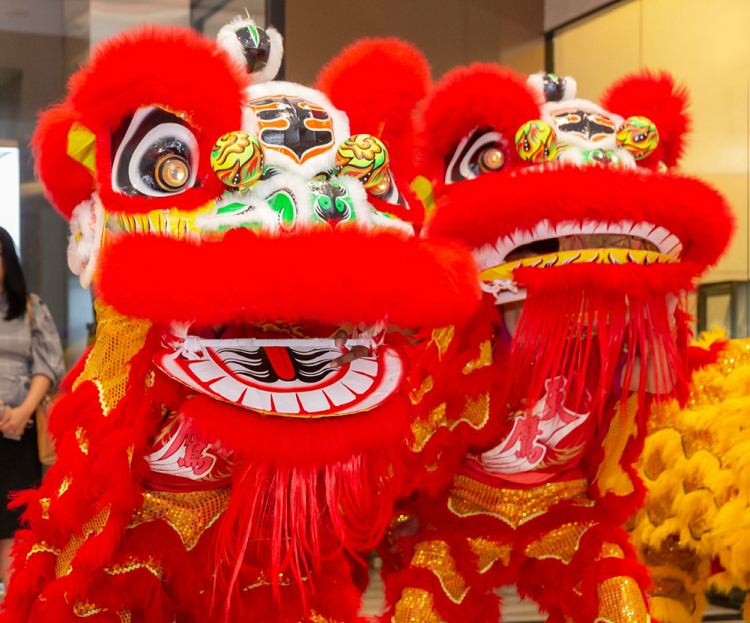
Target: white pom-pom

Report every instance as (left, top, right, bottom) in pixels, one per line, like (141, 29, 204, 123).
(217, 15, 284, 84)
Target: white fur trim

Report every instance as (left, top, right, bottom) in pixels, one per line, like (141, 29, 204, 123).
(67, 195, 104, 289)
(217, 16, 284, 84)
(243, 81, 350, 178)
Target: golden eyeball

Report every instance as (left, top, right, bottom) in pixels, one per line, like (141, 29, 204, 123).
(616, 116, 659, 160)
(478, 147, 506, 173)
(155, 155, 190, 192)
(211, 131, 265, 188)
(515, 120, 558, 163)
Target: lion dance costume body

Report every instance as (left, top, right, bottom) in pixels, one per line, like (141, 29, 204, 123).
(384, 68, 733, 623)
(0, 22, 481, 623)
(633, 329, 750, 623)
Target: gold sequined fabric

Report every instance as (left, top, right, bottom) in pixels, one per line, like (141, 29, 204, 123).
(596, 576, 650, 623)
(26, 541, 61, 560)
(72, 301, 152, 415)
(411, 540, 468, 604)
(56, 506, 111, 578)
(525, 521, 595, 564)
(75, 427, 90, 454)
(412, 393, 490, 453)
(58, 475, 73, 497)
(306, 611, 343, 623)
(118, 609, 132, 623)
(463, 340, 493, 375)
(467, 537, 512, 573)
(392, 588, 447, 623)
(72, 600, 108, 618)
(430, 327, 455, 359)
(448, 475, 592, 528)
(409, 375, 434, 405)
(597, 542, 625, 560)
(128, 487, 231, 550)
(104, 555, 165, 581)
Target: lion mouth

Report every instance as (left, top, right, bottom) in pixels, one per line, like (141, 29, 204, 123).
(154, 323, 406, 418)
(476, 219, 683, 303)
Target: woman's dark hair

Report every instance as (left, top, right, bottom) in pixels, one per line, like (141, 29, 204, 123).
(0, 226, 28, 321)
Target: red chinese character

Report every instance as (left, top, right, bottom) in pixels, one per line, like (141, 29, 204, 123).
(177, 435, 214, 476)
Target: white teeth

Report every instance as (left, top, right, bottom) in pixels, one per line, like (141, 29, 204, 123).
(270, 392, 301, 414)
(341, 371, 375, 395)
(650, 226, 671, 245)
(476, 218, 683, 268)
(350, 358, 379, 376)
(298, 389, 331, 413)
(324, 383, 357, 406)
(147, 216, 156, 233)
(190, 360, 223, 382)
(210, 376, 246, 402)
(242, 387, 273, 411)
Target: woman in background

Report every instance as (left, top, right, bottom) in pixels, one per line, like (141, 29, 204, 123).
(0, 226, 64, 591)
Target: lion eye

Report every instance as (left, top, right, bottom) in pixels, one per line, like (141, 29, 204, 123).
(445, 129, 506, 184)
(111, 106, 199, 198)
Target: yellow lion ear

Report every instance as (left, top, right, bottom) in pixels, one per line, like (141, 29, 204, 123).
(66, 122, 96, 173)
(411, 175, 436, 218)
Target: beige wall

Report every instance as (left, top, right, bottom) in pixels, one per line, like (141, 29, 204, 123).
(284, 0, 544, 85)
(554, 0, 750, 285)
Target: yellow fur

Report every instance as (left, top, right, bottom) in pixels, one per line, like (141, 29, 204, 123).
(633, 329, 750, 622)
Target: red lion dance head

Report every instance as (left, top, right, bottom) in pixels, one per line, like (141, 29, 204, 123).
(410, 67, 734, 515)
(2, 22, 479, 623)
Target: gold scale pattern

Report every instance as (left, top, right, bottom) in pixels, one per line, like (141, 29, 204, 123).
(412, 394, 490, 453)
(448, 475, 593, 528)
(467, 537, 512, 573)
(411, 540, 468, 604)
(525, 521, 595, 564)
(128, 487, 231, 550)
(596, 576, 651, 623)
(56, 506, 111, 578)
(392, 588, 446, 623)
(72, 301, 152, 416)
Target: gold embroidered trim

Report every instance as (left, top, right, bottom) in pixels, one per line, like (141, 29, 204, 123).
(56, 506, 111, 578)
(392, 588, 446, 623)
(75, 427, 89, 454)
(448, 475, 592, 528)
(72, 600, 108, 618)
(129, 487, 231, 551)
(463, 340, 493, 375)
(411, 540, 468, 604)
(40, 497, 50, 519)
(430, 327, 455, 359)
(412, 393, 490, 453)
(525, 521, 595, 564)
(409, 375, 434, 405)
(58, 475, 73, 497)
(27, 541, 61, 560)
(467, 537, 512, 573)
(597, 542, 625, 560)
(104, 555, 165, 581)
(595, 576, 650, 623)
(306, 611, 343, 623)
